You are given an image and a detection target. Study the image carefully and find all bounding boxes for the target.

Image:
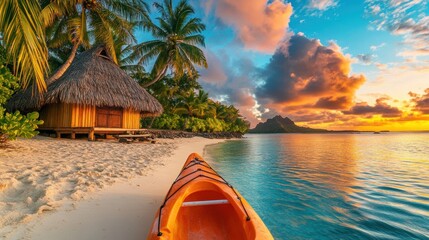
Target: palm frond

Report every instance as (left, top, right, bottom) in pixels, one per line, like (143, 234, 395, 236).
(46, 17, 69, 48)
(174, 0, 194, 32)
(183, 34, 205, 47)
(131, 40, 166, 65)
(90, 10, 118, 63)
(0, 0, 49, 91)
(179, 43, 207, 68)
(179, 18, 205, 36)
(151, 50, 169, 76)
(138, 0, 207, 87)
(40, 2, 64, 27)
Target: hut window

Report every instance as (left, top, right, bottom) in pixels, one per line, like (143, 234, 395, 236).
(98, 49, 111, 60)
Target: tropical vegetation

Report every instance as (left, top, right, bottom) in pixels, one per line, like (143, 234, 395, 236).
(0, 0, 249, 139)
(0, 47, 43, 143)
(0, 0, 151, 91)
(141, 74, 249, 134)
(132, 0, 207, 87)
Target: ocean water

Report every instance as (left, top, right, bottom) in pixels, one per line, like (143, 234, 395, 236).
(205, 133, 429, 240)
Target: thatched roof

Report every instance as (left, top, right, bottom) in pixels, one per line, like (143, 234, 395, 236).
(7, 87, 43, 113)
(7, 46, 163, 114)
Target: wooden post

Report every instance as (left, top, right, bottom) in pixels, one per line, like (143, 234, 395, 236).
(71, 132, 76, 139)
(56, 131, 61, 139)
(88, 129, 95, 141)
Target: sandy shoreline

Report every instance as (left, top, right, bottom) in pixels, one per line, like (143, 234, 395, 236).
(0, 136, 224, 239)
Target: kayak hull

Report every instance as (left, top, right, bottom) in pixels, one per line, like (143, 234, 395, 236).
(147, 153, 274, 240)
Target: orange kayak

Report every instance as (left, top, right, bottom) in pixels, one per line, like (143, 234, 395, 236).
(147, 153, 274, 240)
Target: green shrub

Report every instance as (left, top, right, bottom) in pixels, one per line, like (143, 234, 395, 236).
(149, 114, 183, 130)
(0, 64, 43, 141)
(0, 111, 42, 140)
(144, 113, 249, 134)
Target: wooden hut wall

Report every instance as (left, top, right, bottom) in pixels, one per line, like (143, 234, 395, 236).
(40, 104, 140, 129)
(122, 109, 141, 128)
(39, 103, 73, 128)
(71, 104, 96, 127)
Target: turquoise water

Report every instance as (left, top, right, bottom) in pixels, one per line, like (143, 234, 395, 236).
(205, 133, 429, 240)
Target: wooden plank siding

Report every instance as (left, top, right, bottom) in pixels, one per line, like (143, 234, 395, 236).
(39, 103, 140, 129)
(39, 103, 73, 128)
(72, 104, 95, 127)
(122, 109, 141, 129)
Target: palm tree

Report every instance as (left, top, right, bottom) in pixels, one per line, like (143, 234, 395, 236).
(223, 105, 239, 122)
(142, 73, 202, 112)
(174, 92, 198, 117)
(206, 101, 229, 120)
(0, 0, 151, 92)
(193, 90, 209, 117)
(114, 35, 145, 75)
(0, 0, 50, 92)
(132, 0, 208, 87)
(174, 91, 207, 117)
(44, 0, 151, 84)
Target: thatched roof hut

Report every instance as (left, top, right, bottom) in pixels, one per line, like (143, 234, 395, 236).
(8, 46, 162, 114)
(8, 46, 162, 132)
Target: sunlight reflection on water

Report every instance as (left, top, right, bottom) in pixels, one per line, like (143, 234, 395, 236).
(205, 133, 429, 240)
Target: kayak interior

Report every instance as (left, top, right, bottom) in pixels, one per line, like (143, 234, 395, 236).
(173, 189, 253, 239)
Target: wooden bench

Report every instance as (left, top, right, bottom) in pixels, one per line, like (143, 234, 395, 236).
(115, 134, 156, 143)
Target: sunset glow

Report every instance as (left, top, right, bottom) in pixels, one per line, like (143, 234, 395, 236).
(172, 0, 429, 131)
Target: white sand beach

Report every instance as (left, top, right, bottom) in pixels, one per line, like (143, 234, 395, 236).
(0, 136, 224, 240)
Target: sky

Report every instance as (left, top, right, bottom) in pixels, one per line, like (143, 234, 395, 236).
(139, 0, 429, 131)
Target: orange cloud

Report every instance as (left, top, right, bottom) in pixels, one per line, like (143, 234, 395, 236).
(342, 98, 402, 117)
(257, 34, 365, 112)
(409, 88, 429, 114)
(213, 0, 293, 53)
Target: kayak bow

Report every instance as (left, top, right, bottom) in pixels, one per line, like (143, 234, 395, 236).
(147, 153, 274, 240)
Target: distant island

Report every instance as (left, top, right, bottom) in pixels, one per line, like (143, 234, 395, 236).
(249, 115, 329, 133)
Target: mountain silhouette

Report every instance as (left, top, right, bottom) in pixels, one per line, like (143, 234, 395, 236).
(249, 115, 328, 133)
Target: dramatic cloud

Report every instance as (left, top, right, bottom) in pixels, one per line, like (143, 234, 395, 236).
(199, 50, 228, 86)
(314, 96, 351, 109)
(256, 34, 365, 113)
(409, 88, 429, 114)
(308, 0, 337, 10)
(199, 55, 262, 126)
(282, 109, 353, 125)
(208, 0, 293, 53)
(342, 98, 402, 117)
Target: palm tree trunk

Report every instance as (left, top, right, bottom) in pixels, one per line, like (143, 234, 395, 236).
(46, 42, 79, 84)
(141, 66, 168, 88)
(149, 117, 156, 128)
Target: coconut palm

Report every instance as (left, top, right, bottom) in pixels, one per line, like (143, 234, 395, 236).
(174, 90, 208, 117)
(0, 0, 151, 92)
(43, 0, 151, 84)
(193, 90, 209, 118)
(225, 105, 240, 121)
(113, 35, 146, 75)
(132, 0, 208, 87)
(206, 101, 229, 120)
(0, 0, 50, 92)
(174, 92, 198, 117)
